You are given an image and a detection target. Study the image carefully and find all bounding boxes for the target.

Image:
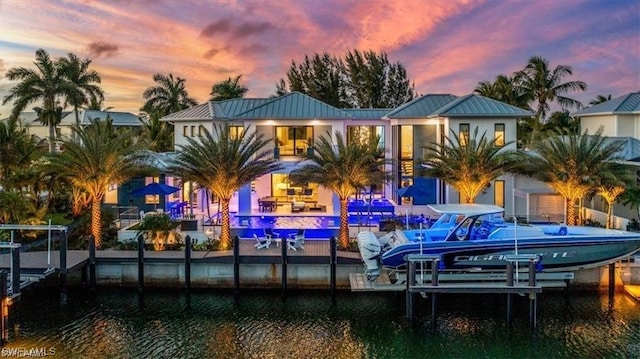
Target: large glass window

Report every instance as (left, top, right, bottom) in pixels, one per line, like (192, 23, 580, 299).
(230, 126, 244, 140)
(494, 124, 505, 147)
(275, 126, 313, 156)
(494, 180, 505, 207)
(347, 125, 385, 149)
(400, 125, 413, 159)
(145, 177, 160, 205)
(459, 124, 470, 147)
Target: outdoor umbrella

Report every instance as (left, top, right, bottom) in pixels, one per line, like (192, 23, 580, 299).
(130, 183, 181, 210)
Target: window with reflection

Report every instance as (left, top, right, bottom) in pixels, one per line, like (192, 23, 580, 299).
(275, 126, 313, 156)
(400, 125, 413, 159)
(494, 180, 505, 207)
(347, 126, 385, 149)
(494, 124, 505, 147)
(459, 124, 470, 147)
(230, 126, 244, 140)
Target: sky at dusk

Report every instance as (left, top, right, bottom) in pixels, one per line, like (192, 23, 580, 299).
(0, 0, 638, 116)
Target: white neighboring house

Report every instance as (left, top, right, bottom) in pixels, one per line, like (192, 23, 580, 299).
(572, 92, 640, 225)
(2, 110, 142, 150)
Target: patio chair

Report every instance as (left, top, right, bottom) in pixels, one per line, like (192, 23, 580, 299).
(264, 228, 281, 240)
(253, 233, 271, 249)
(287, 229, 305, 251)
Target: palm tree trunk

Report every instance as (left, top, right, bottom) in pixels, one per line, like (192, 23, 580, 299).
(73, 106, 80, 142)
(606, 201, 613, 229)
(339, 198, 349, 249)
(48, 122, 55, 153)
(566, 198, 577, 226)
(220, 198, 231, 250)
(91, 199, 102, 248)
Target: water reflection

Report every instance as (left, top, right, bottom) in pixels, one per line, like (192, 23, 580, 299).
(5, 288, 640, 358)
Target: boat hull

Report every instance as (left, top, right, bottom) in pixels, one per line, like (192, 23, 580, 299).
(380, 237, 640, 272)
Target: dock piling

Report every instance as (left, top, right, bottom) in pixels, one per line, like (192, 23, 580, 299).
(88, 234, 96, 288)
(233, 236, 239, 295)
(185, 235, 191, 292)
(137, 234, 144, 293)
(330, 236, 337, 303)
(10, 246, 19, 296)
(282, 235, 288, 298)
(1, 271, 7, 346)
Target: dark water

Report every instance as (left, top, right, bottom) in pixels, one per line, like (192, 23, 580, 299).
(5, 286, 640, 358)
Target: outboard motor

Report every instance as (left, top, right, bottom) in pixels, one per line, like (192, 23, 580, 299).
(357, 231, 382, 281)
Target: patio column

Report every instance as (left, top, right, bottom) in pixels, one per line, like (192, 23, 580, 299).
(238, 184, 252, 215)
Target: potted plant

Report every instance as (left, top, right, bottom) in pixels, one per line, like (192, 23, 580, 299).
(136, 214, 181, 251)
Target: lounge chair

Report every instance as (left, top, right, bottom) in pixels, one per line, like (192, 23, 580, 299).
(291, 200, 305, 213)
(264, 228, 280, 239)
(287, 229, 305, 251)
(253, 233, 271, 249)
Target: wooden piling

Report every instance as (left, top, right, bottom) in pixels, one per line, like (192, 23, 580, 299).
(330, 236, 337, 303)
(88, 234, 96, 288)
(184, 235, 191, 292)
(233, 236, 239, 294)
(282, 235, 288, 298)
(137, 234, 144, 293)
(11, 246, 19, 296)
(609, 262, 615, 299)
(0, 271, 7, 346)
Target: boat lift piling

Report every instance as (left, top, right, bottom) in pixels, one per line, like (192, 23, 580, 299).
(405, 254, 542, 330)
(281, 235, 288, 298)
(330, 236, 337, 304)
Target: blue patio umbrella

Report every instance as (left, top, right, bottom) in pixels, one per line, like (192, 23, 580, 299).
(129, 182, 181, 196)
(397, 185, 427, 198)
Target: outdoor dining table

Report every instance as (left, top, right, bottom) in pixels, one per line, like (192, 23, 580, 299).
(258, 196, 277, 212)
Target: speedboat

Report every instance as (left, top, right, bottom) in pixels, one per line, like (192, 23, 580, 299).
(358, 204, 640, 280)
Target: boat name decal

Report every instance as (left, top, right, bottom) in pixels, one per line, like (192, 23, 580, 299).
(453, 251, 576, 262)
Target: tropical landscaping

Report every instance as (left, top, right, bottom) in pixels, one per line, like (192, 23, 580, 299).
(0, 48, 638, 253)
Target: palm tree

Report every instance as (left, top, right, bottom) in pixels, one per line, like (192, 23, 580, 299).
(423, 127, 516, 204)
(597, 185, 625, 229)
(85, 97, 113, 111)
(474, 74, 530, 110)
(43, 118, 148, 248)
(140, 111, 174, 152)
(58, 53, 104, 140)
(209, 75, 249, 101)
(516, 56, 587, 120)
(589, 94, 612, 106)
(2, 49, 73, 153)
(170, 124, 281, 250)
(515, 127, 625, 225)
(141, 73, 198, 116)
(0, 117, 42, 189)
(289, 131, 389, 248)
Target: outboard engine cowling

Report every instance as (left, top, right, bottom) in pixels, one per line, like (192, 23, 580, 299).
(357, 231, 382, 281)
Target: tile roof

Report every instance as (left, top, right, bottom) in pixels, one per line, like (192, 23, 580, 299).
(573, 92, 640, 116)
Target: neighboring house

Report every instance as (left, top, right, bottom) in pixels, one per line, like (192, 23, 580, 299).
(161, 91, 533, 217)
(573, 92, 640, 222)
(2, 110, 141, 143)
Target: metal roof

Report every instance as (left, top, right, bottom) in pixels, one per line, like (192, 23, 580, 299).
(162, 103, 212, 120)
(342, 108, 392, 119)
(215, 98, 272, 118)
(573, 92, 640, 116)
(65, 110, 141, 126)
(232, 92, 353, 119)
(385, 94, 457, 118)
(432, 95, 533, 117)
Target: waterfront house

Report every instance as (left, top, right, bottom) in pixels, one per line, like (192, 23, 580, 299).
(159, 91, 533, 219)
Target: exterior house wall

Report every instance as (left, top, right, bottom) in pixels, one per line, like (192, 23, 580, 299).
(580, 115, 615, 136)
(617, 114, 639, 138)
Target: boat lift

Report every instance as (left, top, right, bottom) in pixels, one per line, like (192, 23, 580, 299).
(0, 223, 68, 294)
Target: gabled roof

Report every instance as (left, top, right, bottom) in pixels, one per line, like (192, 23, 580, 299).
(232, 92, 352, 119)
(432, 95, 533, 117)
(573, 92, 640, 116)
(214, 98, 272, 118)
(63, 110, 141, 126)
(342, 108, 392, 119)
(162, 103, 212, 120)
(385, 94, 457, 118)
